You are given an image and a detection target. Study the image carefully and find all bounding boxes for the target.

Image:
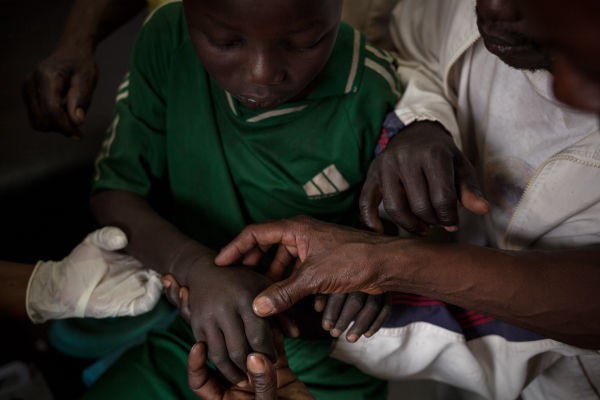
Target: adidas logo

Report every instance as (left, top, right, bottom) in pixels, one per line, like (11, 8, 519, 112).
(303, 164, 350, 198)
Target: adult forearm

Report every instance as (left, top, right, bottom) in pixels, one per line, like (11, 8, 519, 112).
(0, 261, 34, 318)
(90, 190, 214, 285)
(58, 0, 146, 50)
(381, 240, 600, 348)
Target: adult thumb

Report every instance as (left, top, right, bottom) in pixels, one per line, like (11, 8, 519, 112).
(67, 68, 97, 125)
(457, 160, 490, 216)
(253, 278, 310, 317)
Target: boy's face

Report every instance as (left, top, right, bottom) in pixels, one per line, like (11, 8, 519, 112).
(183, 0, 342, 110)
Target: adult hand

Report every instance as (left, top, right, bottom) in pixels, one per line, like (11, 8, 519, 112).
(23, 45, 97, 138)
(215, 216, 398, 318)
(360, 120, 489, 235)
(26, 226, 162, 323)
(188, 335, 313, 400)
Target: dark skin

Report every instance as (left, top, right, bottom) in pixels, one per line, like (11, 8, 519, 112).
(360, 121, 490, 235)
(188, 336, 314, 400)
(360, 0, 560, 235)
(165, 279, 313, 399)
(519, 0, 600, 113)
(214, 0, 600, 350)
(92, 0, 389, 386)
(23, 0, 146, 138)
(216, 216, 600, 349)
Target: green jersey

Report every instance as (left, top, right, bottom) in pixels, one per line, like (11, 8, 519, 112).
(88, 2, 402, 399)
(93, 2, 401, 250)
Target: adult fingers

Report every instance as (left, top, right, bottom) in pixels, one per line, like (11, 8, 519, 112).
(403, 172, 439, 226)
(265, 245, 294, 281)
(456, 158, 490, 216)
(215, 223, 290, 266)
(246, 353, 277, 400)
(380, 172, 427, 235)
(423, 158, 459, 230)
(33, 69, 80, 137)
(253, 277, 314, 317)
(66, 65, 97, 126)
(359, 171, 384, 233)
(188, 342, 224, 400)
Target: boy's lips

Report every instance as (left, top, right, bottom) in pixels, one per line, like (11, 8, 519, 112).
(237, 94, 282, 109)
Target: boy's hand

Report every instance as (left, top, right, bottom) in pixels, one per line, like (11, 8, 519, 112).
(315, 292, 391, 342)
(181, 258, 291, 386)
(360, 120, 489, 235)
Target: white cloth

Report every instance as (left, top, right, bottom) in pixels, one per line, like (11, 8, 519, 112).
(26, 227, 163, 323)
(332, 0, 600, 399)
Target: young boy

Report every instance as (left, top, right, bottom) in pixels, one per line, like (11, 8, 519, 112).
(87, 0, 401, 398)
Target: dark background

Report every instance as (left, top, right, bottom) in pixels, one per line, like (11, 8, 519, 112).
(0, 1, 143, 397)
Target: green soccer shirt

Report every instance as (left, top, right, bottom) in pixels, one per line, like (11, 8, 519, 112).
(93, 2, 401, 250)
(89, 3, 402, 399)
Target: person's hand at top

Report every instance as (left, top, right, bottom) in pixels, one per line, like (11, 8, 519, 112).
(214, 216, 399, 320)
(23, 42, 97, 139)
(26, 226, 162, 323)
(22, 0, 148, 138)
(187, 331, 314, 400)
(360, 115, 490, 235)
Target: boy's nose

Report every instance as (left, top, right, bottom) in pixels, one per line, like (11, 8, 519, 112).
(249, 50, 285, 86)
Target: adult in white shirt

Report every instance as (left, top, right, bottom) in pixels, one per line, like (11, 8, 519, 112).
(214, 0, 600, 398)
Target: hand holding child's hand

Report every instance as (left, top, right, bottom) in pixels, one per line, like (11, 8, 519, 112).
(360, 120, 489, 235)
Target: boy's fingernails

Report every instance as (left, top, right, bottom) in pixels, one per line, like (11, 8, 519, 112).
(322, 321, 333, 331)
(331, 329, 342, 338)
(162, 278, 171, 288)
(347, 334, 359, 343)
(253, 297, 274, 316)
